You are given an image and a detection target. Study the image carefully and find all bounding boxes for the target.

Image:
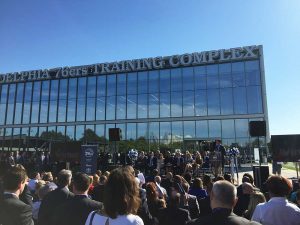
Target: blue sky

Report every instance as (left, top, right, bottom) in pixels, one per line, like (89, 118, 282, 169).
(0, 0, 299, 135)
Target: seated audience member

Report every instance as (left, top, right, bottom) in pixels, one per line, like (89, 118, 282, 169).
(234, 182, 254, 216)
(85, 167, 143, 225)
(187, 180, 261, 225)
(38, 169, 74, 225)
(237, 175, 252, 197)
(52, 172, 103, 225)
(252, 175, 300, 225)
(0, 167, 34, 225)
(189, 177, 208, 199)
(224, 173, 233, 183)
(157, 192, 191, 225)
(91, 175, 107, 202)
(243, 192, 266, 220)
(202, 174, 213, 192)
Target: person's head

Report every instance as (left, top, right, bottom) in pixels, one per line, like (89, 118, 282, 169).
(157, 198, 166, 208)
(224, 173, 232, 183)
(266, 175, 292, 198)
(216, 140, 221, 145)
(146, 182, 158, 202)
(210, 180, 238, 210)
(3, 167, 28, 196)
(57, 169, 72, 188)
(104, 167, 140, 219)
(99, 175, 108, 185)
(192, 178, 204, 189)
(152, 169, 159, 177)
(242, 182, 254, 195)
(166, 172, 173, 180)
(103, 171, 110, 177)
(174, 175, 183, 184)
(246, 191, 266, 216)
(183, 172, 192, 184)
(43, 172, 53, 182)
(37, 184, 54, 200)
(72, 172, 91, 194)
(203, 174, 212, 187)
(93, 174, 100, 185)
(182, 182, 190, 193)
(31, 171, 40, 180)
(154, 176, 161, 184)
(243, 173, 254, 185)
(96, 170, 102, 177)
(214, 176, 225, 182)
(169, 192, 181, 208)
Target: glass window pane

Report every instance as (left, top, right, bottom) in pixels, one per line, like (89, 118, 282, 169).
(68, 78, 77, 99)
(138, 72, 148, 94)
(233, 87, 247, 114)
(149, 93, 159, 118)
(116, 96, 126, 119)
(106, 96, 116, 120)
(14, 102, 22, 124)
(78, 77, 87, 99)
(247, 86, 263, 113)
(184, 121, 195, 138)
(41, 81, 50, 101)
(160, 122, 171, 140)
(196, 121, 208, 138)
(22, 102, 31, 124)
(58, 99, 67, 122)
(219, 63, 232, 88)
(232, 62, 245, 87)
(67, 99, 76, 122)
(39, 127, 47, 138)
(29, 127, 38, 137)
(209, 120, 221, 138)
(195, 90, 207, 116)
(220, 88, 233, 115)
(183, 91, 194, 116)
(96, 97, 105, 120)
(75, 125, 85, 141)
(40, 101, 48, 123)
(50, 80, 59, 101)
(16, 83, 24, 103)
(149, 71, 159, 93)
(171, 91, 182, 117)
(87, 77, 97, 98)
(49, 101, 57, 122)
(127, 123, 136, 140)
(194, 66, 206, 90)
(160, 92, 170, 118)
(97, 76, 106, 97)
(76, 98, 86, 121)
(160, 69, 170, 93)
(246, 71, 261, 86)
(107, 75, 116, 96)
(86, 98, 96, 121)
(171, 69, 182, 92)
(117, 74, 126, 96)
(127, 95, 137, 119)
(31, 101, 40, 123)
(138, 94, 147, 118)
(235, 119, 249, 138)
(222, 120, 235, 138)
(245, 60, 259, 72)
(137, 123, 148, 139)
(149, 122, 159, 142)
(0, 84, 8, 103)
(207, 65, 219, 89)
(57, 126, 66, 141)
(172, 121, 183, 141)
(8, 84, 16, 103)
(207, 89, 220, 115)
(66, 126, 75, 140)
(0, 104, 6, 125)
(32, 82, 41, 102)
(6, 103, 14, 124)
(219, 63, 231, 74)
(96, 124, 105, 138)
(127, 73, 137, 95)
(182, 67, 194, 91)
(105, 124, 115, 140)
(207, 65, 218, 75)
(24, 82, 33, 102)
(59, 79, 68, 100)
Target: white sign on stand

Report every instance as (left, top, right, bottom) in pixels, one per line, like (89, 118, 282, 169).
(254, 148, 260, 164)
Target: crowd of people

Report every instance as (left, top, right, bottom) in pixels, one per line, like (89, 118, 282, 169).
(0, 152, 300, 225)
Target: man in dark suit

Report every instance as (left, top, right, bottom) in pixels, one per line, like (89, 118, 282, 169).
(38, 169, 73, 225)
(187, 180, 261, 225)
(215, 140, 226, 174)
(52, 172, 103, 225)
(182, 182, 200, 219)
(0, 167, 34, 225)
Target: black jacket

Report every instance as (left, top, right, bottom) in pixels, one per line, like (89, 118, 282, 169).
(38, 187, 74, 225)
(187, 208, 261, 225)
(158, 206, 191, 225)
(0, 193, 34, 225)
(52, 195, 103, 225)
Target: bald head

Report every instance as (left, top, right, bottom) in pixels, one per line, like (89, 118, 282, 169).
(211, 181, 237, 209)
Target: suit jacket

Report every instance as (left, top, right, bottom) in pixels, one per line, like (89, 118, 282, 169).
(185, 194, 200, 219)
(186, 208, 261, 225)
(38, 187, 74, 225)
(158, 206, 191, 225)
(0, 193, 34, 225)
(19, 184, 33, 207)
(52, 195, 103, 225)
(91, 184, 105, 202)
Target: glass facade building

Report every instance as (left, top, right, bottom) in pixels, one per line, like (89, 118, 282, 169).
(0, 45, 269, 156)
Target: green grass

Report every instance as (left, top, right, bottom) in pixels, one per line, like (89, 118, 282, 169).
(283, 162, 298, 171)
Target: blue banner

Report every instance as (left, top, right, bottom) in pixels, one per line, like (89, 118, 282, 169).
(81, 145, 98, 175)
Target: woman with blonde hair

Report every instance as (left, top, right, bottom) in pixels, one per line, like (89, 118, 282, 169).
(243, 191, 266, 220)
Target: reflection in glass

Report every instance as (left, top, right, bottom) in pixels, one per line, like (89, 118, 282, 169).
(207, 89, 220, 115)
(220, 88, 233, 115)
(105, 124, 115, 139)
(77, 98, 86, 121)
(247, 86, 263, 114)
(116, 96, 126, 119)
(138, 72, 148, 94)
(148, 71, 159, 93)
(127, 123, 136, 140)
(117, 74, 126, 96)
(233, 87, 247, 114)
(184, 121, 195, 138)
(127, 95, 137, 119)
(149, 122, 159, 142)
(49, 101, 57, 122)
(222, 120, 235, 138)
(160, 122, 171, 140)
(29, 127, 38, 137)
(66, 126, 75, 140)
(195, 90, 207, 116)
(172, 121, 183, 141)
(208, 120, 221, 138)
(196, 121, 208, 138)
(116, 123, 125, 140)
(0, 85, 8, 103)
(137, 123, 148, 139)
(160, 69, 170, 93)
(14, 103, 23, 124)
(138, 94, 147, 118)
(127, 73, 137, 95)
(6, 103, 14, 124)
(24, 82, 33, 102)
(41, 81, 50, 101)
(16, 83, 24, 103)
(182, 68, 194, 91)
(0, 104, 6, 125)
(235, 119, 248, 138)
(57, 126, 66, 141)
(96, 124, 105, 138)
(96, 97, 105, 120)
(67, 99, 76, 122)
(68, 78, 77, 99)
(171, 91, 182, 117)
(59, 79, 68, 100)
(87, 77, 97, 98)
(86, 98, 96, 121)
(77, 77, 87, 99)
(107, 75, 116, 96)
(75, 125, 85, 141)
(39, 127, 47, 137)
(160, 92, 170, 118)
(31, 101, 40, 123)
(40, 101, 49, 123)
(219, 63, 231, 74)
(171, 69, 182, 92)
(106, 96, 116, 120)
(50, 80, 59, 101)
(149, 93, 159, 118)
(97, 76, 106, 97)
(22, 102, 31, 124)
(58, 99, 67, 122)
(8, 84, 16, 103)
(183, 91, 194, 116)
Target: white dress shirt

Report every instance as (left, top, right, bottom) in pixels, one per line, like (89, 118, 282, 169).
(252, 197, 300, 225)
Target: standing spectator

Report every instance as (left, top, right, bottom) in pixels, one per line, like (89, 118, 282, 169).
(243, 192, 266, 220)
(91, 175, 107, 202)
(156, 153, 164, 175)
(147, 152, 157, 175)
(28, 171, 40, 193)
(85, 167, 143, 225)
(0, 167, 34, 225)
(38, 169, 73, 225)
(52, 172, 103, 225)
(252, 175, 300, 225)
(181, 182, 200, 219)
(32, 184, 53, 222)
(187, 180, 261, 225)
